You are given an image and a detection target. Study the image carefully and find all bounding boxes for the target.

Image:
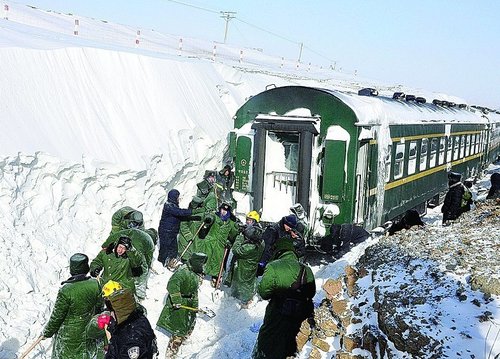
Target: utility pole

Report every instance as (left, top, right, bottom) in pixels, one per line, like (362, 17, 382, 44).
(297, 42, 303, 63)
(220, 11, 236, 43)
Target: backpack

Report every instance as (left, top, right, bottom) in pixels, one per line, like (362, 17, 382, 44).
(461, 185, 472, 208)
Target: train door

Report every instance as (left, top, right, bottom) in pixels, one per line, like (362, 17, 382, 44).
(251, 115, 319, 222)
(354, 142, 369, 224)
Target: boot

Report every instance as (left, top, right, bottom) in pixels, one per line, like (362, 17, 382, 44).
(165, 336, 183, 359)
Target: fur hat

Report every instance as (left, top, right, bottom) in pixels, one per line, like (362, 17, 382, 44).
(447, 171, 462, 183)
(189, 252, 208, 274)
(219, 202, 232, 212)
(69, 253, 90, 276)
(283, 214, 298, 229)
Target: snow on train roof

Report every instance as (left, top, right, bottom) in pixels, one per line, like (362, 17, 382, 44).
(319, 88, 490, 126)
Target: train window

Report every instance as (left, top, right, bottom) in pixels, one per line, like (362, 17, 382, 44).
(474, 134, 479, 154)
(453, 136, 460, 160)
(429, 138, 438, 167)
(419, 138, 428, 171)
(394, 142, 405, 179)
(384, 145, 392, 183)
(460, 135, 466, 158)
(465, 135, 471, 157)
(408, 141, 417, 175)
(446, 136, 453, 162)
(438, 138, 445, 165)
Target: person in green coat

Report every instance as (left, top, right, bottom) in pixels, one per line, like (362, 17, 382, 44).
(42, 253, 102, 359)
(90, 236, 144, 295)
(197, 203, 239, 285)
(177, 196, 206, 263)
(109, 206, 145, 234)
(157, 252, 208, 358)
(252, 240, 316, 359)
(226, 212, 264, 308)
(101, 229, 154, 300)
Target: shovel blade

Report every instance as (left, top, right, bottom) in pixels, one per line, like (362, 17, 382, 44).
(199, 307, 216, 320)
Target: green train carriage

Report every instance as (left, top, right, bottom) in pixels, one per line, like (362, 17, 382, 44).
(228, 85, 500, 240)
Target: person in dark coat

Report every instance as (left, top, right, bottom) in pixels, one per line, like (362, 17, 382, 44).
(486, 172, 500, 200)
(42, 253, 101, 359)
(258, 214, 304, 276)
(157, 252, 208, 358)
(252, 240, 316, 359)
(319, 223, 371, 257)
(104, 288, 157, 359)
(441, 172, 465, 225)
(388, 209, 425, 235)
(158, 189, 196, 267)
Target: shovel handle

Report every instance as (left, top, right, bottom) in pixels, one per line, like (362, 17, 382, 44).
(20, 336, 44, 359)
(173, 222, 205, 267)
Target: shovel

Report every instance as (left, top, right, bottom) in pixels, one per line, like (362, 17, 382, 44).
(168, 222, 205, 271)
(212, 247, 230, 301)
(178, 305, 216, 320)
(20, 336, 44, 359)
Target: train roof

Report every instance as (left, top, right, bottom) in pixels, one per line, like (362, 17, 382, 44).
(319, 88, 491, 126)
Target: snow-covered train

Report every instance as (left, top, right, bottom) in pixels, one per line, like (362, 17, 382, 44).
(228, 85, 500, 240)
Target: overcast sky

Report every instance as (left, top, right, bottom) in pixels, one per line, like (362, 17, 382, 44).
(21, 0, 500, 108)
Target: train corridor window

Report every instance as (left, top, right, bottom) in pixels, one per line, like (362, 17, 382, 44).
(394, 142, 405, 179)
(465, 135, 471, 157)
(384, 144, 392, 183)
(438, 138, 445, 165)
(448, 137, 454, 161)
(453, 136, 460, 160)
(430, 138, 438, 167)
(408, 141, 417, 175)
(460, 135, 466, 158)
(419, 138, 428, 171)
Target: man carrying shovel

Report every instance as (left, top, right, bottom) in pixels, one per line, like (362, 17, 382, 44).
(157, 252, 211, 358)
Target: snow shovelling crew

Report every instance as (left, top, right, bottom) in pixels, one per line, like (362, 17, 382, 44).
(158, 188, 201, 268)
(252, 239, 316, 359)
(197, 202, 239, 287)
(90, 236, 144, 296)
(157, 252, 208, 358)
(225, 210, 265, 308)
(442, 171, 465, 225)
(104, 288, 158, 359)
(258, 214, 303, 276)
(85, 280, 123, 359)
(42, 253, 102, 359)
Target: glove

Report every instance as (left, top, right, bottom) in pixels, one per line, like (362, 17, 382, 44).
(256, 262, 266, 277)
(225, 240, 233, 249)
(203, 215, 214, 225)
(97, 313, 111, 329)
(90, 268, 101, 278)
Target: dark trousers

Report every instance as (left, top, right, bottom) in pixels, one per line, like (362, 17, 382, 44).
(158, 231, 178, 263)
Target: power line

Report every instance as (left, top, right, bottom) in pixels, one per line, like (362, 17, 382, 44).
(165, 0, 219, 14)
(164, 0, 337, 65)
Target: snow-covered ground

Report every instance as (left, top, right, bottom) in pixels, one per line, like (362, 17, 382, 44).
(1, 3, 499, 359)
